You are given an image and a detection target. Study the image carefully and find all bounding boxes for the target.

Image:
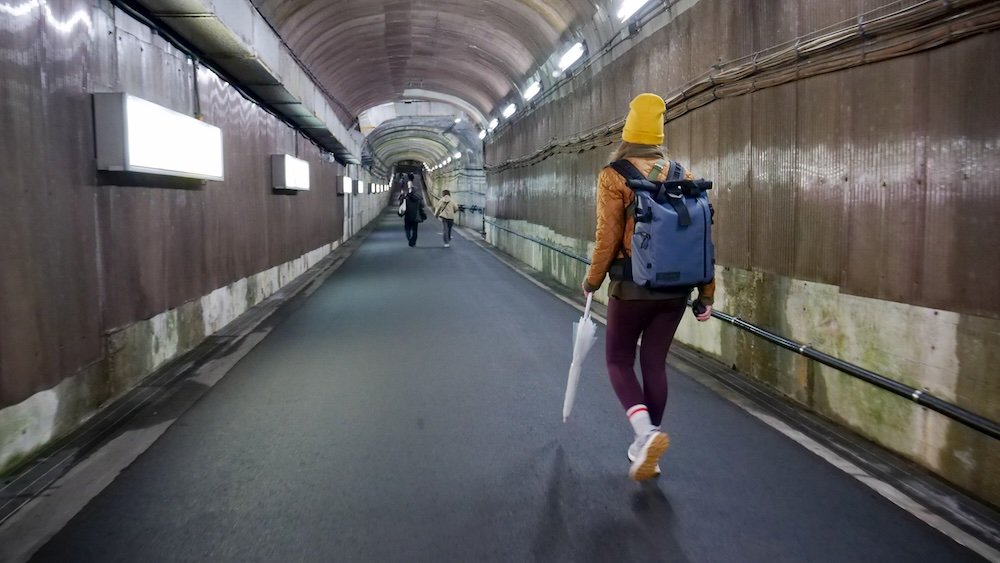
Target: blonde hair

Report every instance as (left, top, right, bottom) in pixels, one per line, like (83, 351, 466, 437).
(609, 141, 665, 164)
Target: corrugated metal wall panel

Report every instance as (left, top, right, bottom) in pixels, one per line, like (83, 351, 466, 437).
(666, 112, 692, 167)
(752, 0, 799, 51)
(749, 83, 798, 277)
(688, 0, 754, 70)
(796, 0, 858, 36)
(202, 74, 264, 287)
(663, 10, 691, 88)
(715, 95, 753, 270)
(843, 56, 929, 305)
(924, 33, 1000, 317)
(719, 0, 754, 63)
(794, 73, 846, 284)
(797, 0, 857, 36)
(0, 0, 104, 403)
(689, 96, 720, 181)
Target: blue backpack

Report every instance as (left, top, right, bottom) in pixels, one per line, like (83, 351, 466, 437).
(608, 159, 715, 291)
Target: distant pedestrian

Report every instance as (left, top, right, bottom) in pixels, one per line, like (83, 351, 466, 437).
(401, 184, 426, 247)
(433, 190, 459, 247)
(582, 93, 714, 481)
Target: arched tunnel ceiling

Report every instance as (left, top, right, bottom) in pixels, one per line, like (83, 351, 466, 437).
(251, 0, 603, 124)
(365, 117, 483, 174)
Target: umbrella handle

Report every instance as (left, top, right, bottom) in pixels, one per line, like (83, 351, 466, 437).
(584, 293, 593, 320)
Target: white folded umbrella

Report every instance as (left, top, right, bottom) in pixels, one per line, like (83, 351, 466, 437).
(563, 293, 598, 422)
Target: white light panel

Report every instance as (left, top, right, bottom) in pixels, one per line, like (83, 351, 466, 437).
(271, 154, 310, 191)
(343, 176, 353, 194)
(94, 93, 224, 181)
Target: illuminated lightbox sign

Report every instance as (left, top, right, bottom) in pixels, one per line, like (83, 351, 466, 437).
(342, 176, 353, 194)
(272, 154, 310, 191)
(94, 93, 224, 181)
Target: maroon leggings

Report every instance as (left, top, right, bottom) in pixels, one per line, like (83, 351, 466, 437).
(605, 297, 687, 426)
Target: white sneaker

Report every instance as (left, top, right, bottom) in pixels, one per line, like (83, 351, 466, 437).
(628, 430, 668, 481)
(627, 442, 661, 477)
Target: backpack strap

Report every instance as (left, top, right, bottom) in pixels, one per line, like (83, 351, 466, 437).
(660, 160, 692, 226)
(609, 160, 643, 220)
(665, 190, 692, 227)
(647, 159, 666, 181)
(666, 160, 685, 181)
(611, 160, 692, 227)
(609, 159, 646, 183)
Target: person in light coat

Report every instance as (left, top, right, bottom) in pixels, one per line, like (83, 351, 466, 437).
(433, 190, 460, 247)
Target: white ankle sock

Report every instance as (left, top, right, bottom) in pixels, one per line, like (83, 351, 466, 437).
(627, 404, 655, 437)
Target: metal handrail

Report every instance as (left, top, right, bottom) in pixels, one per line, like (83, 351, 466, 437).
(485, 219, 1000, 441)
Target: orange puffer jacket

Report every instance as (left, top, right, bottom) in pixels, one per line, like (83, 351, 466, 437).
(584, 156, 716, 304)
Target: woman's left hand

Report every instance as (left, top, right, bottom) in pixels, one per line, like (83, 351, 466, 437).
(695, 305, 712, 322)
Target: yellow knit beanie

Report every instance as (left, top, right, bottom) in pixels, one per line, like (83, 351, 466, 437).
(622, 93, 665, 145)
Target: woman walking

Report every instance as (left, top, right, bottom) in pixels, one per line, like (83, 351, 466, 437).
(433, 190, 460, 247)
(582, 93, 714, 481)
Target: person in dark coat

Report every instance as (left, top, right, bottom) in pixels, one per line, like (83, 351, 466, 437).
(402, 184, 426, 247)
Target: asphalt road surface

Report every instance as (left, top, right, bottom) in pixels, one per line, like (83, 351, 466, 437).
(33, 213, 981, 562)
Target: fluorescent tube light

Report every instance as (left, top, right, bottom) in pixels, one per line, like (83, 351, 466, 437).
(94, 93, 224, 181)
(558, 42, 585, 70)
(271, 154, 310, 191)
(343, 176, 353, 194)
(502, 104, 517, 118)
(617, 0, 652, 22)
(478, 130, 487, 140)
(523, 81, 541, 101)
(488, 118, 499, 131)
(454, 151, 462, 159)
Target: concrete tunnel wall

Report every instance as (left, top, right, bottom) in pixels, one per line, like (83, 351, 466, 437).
(483, 1, 1000, 504)
(0, 4, 389, 473)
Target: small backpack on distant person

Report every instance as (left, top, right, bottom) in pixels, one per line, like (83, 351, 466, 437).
(609, 159, 715, 291)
